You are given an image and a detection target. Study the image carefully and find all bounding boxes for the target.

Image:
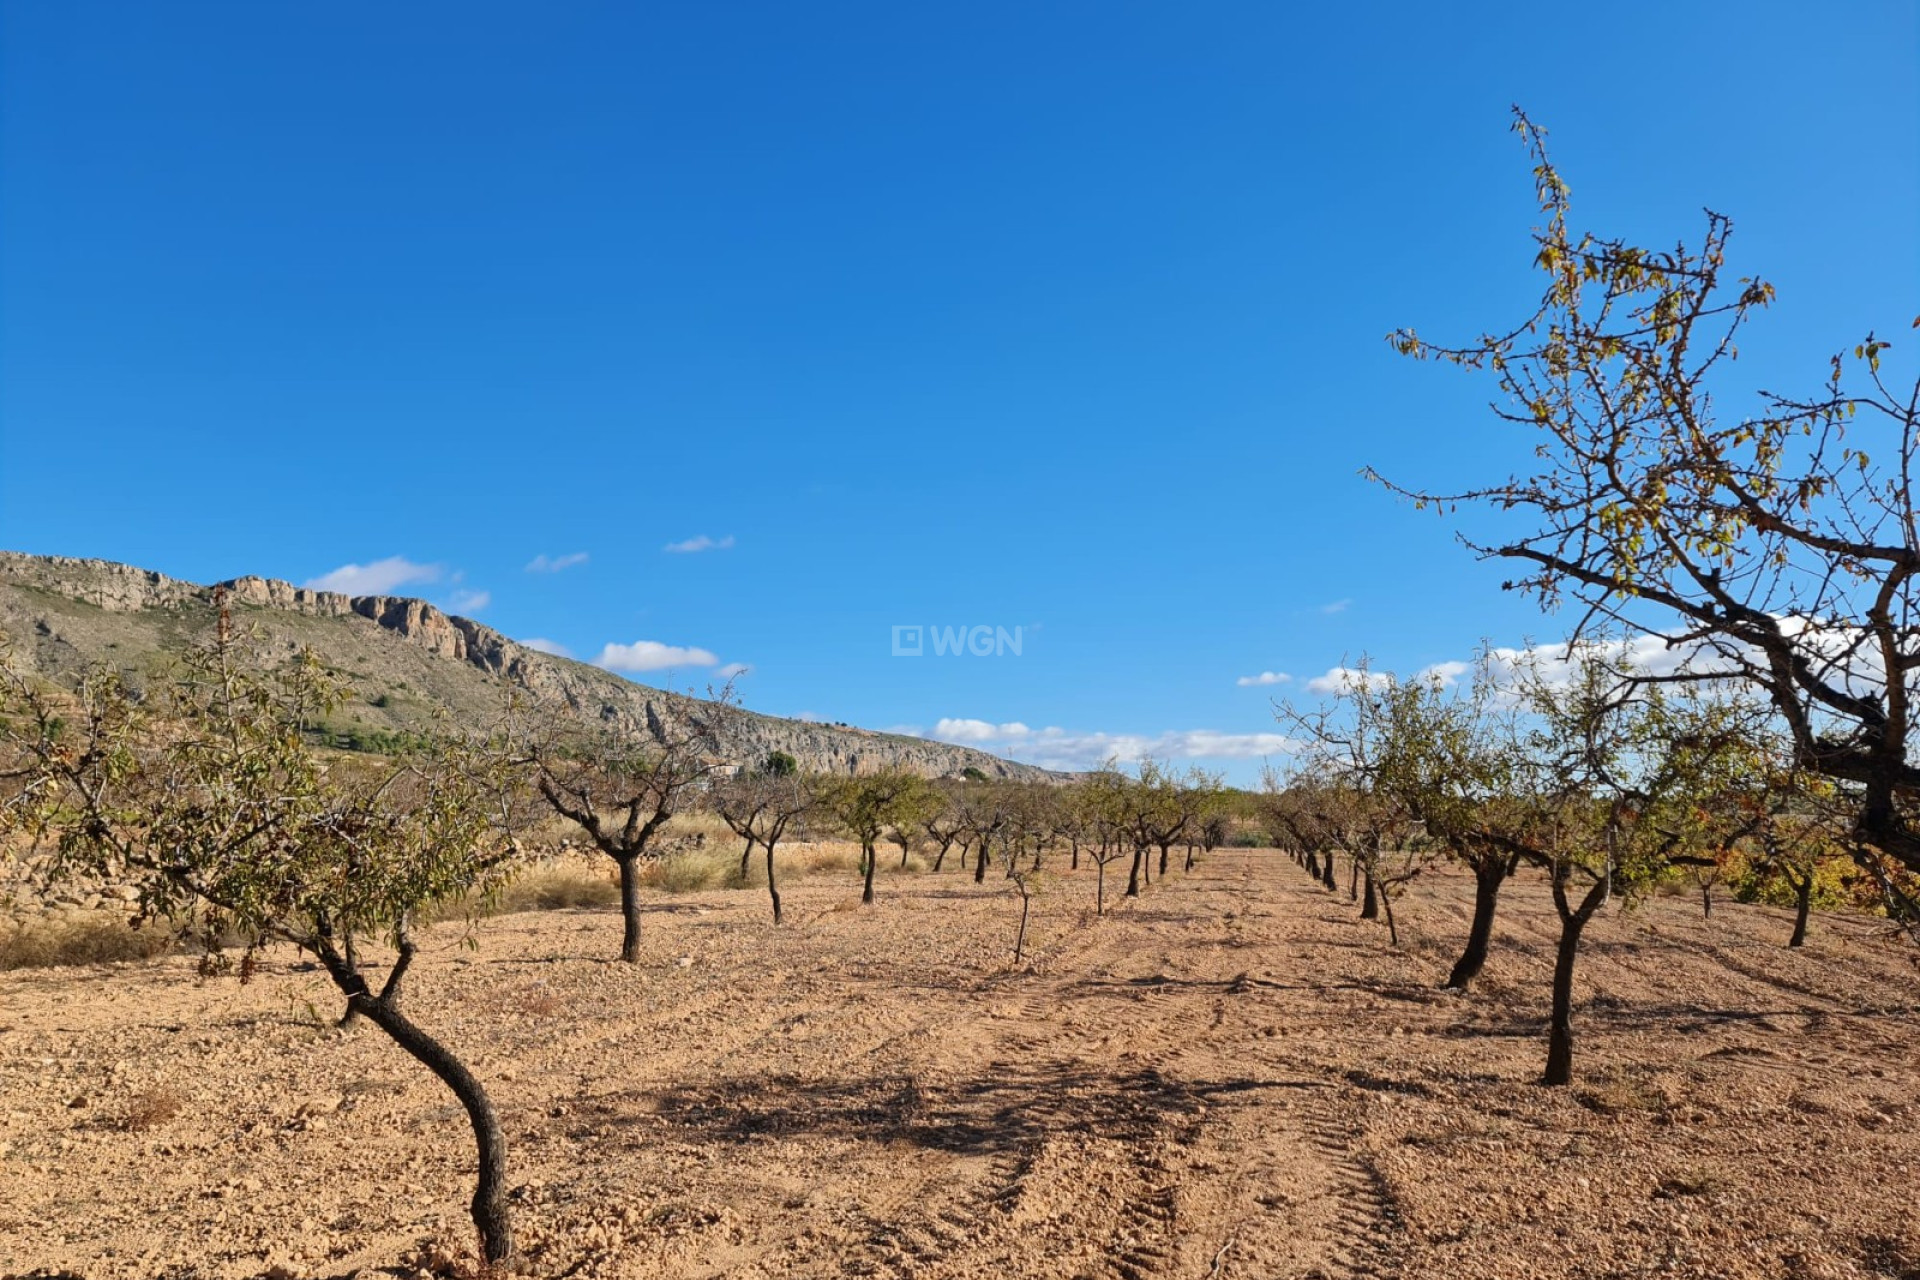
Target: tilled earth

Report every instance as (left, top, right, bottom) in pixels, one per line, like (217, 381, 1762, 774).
(2, 851, 1918, 1279)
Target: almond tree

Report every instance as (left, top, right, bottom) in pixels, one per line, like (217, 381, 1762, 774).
(1283, 670, 1428, 941)
(822, 769, 928, 904)
(1080, 764, 1131, 914)
(1000, 782, 1055, 879)
(1510, 645, 1750, 1085)
(1179, 768, 1228, 872)
(1722, 731, 1853, 948)
(1376, 108, 1920, 879)
(0, 623, 526, 1262)
(1124, 759, 1187, 896)
(923, 785, 969, 871)
(1258, 765, 1341, 886)
(524, 702, 724, 962)
(712, 764, 815, 924)
(1367, 656, 1539, 987)
(955, 783, 1009, 885)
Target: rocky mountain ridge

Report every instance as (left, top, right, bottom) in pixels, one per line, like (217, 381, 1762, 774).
(0, 551, 1055, 782)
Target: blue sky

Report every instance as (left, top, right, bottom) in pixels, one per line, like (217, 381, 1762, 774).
(3, 2, 1916, 778)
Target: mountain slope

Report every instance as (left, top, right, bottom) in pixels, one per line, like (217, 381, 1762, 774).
(0, 552, 1053, 781)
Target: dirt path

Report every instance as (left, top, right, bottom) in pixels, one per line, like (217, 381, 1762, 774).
(3, 850, 1918, 1279)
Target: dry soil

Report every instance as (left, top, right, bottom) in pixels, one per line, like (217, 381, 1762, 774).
(2, 851, 1917, 1279)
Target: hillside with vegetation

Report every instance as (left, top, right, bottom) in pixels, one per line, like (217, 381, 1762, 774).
(0, 551, 1052, 782)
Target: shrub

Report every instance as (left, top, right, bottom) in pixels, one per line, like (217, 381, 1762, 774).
(0, 915, 176, 971)
(641, 847, 743, 893)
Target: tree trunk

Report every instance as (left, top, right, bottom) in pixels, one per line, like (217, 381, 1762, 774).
(1014, 892, 1031, 962)
(1446, 861, 1506, 989)
(740, 835, 755, 880)
(349, 992, 514, 1263)
(337, 935, 364, 1028)
(1789, 870, 1813, 948)
(1700, 882, 1713, 919)
(1126, 845, 1144, 897)
(1305, 849, 1320, 879)
(616, 854, 643, 963)
(1071, 839, 1081, 871)
(933, 840, 951, 873)
(1360, 872, 1379, 920)
(1158, 843, 1170, 878)
(1097, 861, 1107, 915)
(974, 837, 991, 884)
(765, 841, 782, 925)
(1321, 853, 1337, 892)
(862, 840, 878, 904)
(1348, 857, 1360, 901)
(900, 841, 911, 869)
(1184, 843, 1195, 873)
(1381, 888, 1400, 947)
(1543, 879, 1608, 1087)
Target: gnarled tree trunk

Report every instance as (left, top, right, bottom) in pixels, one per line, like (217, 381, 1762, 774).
(319, 938, 513, 1263)
(765, 842, 782, 925)
(617, 854, 643, 963)
(1446, 860, 1507, 989)
(1544, 876, 1609, 1087)
(1788, 869, 1813, 948)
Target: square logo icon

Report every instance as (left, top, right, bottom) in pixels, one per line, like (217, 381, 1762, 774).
(891, 624, 923, 657)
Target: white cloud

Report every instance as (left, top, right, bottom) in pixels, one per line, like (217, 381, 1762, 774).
(446, 589, 490, 615)
(1305, 637, 1750, 703)
(1304, 666, 1384, 696)
(915, 719, 1296, 770)
(520, 637, 573, 658)
(664, 535, 736, 554)
(1319, 599, 1352, 615)
(714, 662, 753, 679)
(932, 718, 1034, 743)
(304, 556, 440, 596)
(525, 552, 589, 573)
(593, 640, 721, 672)
(1236, 671, 1292, 687)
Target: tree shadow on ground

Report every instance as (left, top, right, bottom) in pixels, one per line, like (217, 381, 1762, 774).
(570, 1061, 1321, 1158)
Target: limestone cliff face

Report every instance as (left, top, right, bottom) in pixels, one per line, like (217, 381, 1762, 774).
(0, 554, 203, 612)
(0, 551, 1053, 781)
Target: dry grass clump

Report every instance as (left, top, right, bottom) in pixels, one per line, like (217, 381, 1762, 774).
(496, 867, 621, 913)
(663, 810, 735, 845)
(796, 841, 866, 875)
(417, 864, 620, 923)
(112, 1085, 187, 1132)
(0, 915, 176, 971)
(640, 846, 746, 894)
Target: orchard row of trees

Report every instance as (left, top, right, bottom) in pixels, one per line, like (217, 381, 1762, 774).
(1262, 644, 1889, 1087)
(710, 754, 1234, 925)
(0, 600, 1230, 1263)
(1287, 104, 1920, 1090)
